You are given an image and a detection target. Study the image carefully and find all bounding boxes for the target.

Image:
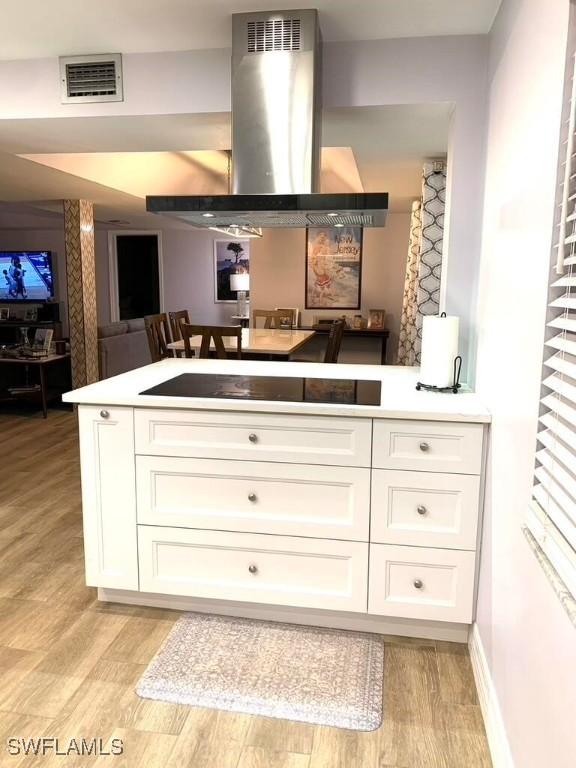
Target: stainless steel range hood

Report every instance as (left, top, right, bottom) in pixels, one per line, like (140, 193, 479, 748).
(146, 9, 388, 232)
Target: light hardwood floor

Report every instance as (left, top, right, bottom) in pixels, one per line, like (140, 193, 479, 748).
(0, 410, 492, 768)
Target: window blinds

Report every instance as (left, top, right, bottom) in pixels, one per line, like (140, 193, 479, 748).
(529, 53, 576, 599)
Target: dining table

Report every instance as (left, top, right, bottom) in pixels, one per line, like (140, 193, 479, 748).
(168, 327, 316, 360)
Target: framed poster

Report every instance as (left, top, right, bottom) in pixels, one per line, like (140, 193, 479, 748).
(214, 239, 250, 303)
(305, 227, 362, 309)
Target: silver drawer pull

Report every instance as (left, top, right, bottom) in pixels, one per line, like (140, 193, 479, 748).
(248, 492, 257, 503)
(248, 433, 258, 443)
(419, 441, 430, 452)
(100, 409, 110, 419)
(416, 505, 427, 516)
(248, 564, 258, 574)
(413, 579, 423, 590)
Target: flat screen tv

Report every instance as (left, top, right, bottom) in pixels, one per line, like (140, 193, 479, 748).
(0, 251, 55, 302)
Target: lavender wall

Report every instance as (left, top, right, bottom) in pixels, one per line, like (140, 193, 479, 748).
(475, 0, 576, 765)
(160, 228, 237, 325)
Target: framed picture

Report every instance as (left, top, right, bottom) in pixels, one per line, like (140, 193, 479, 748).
(34, 328, 53, 350)
(24, 307, 37, 321)
(0, 307, 9, 320)
(305, 227, 363, 309)
(368, 309, 386, 329)
(214, 239, 250, 303)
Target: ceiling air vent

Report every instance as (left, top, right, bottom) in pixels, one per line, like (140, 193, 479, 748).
(59, 53, 123, 104)
(247, 18, 301, 53)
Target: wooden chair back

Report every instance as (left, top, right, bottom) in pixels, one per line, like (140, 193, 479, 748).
(144, 313, 173, 362)
(323, 319, 346, 364)
(252, 309, 293, 329)
(180, 324, 242, 360)
(168, 310, 190, 357)
(168, 310, 190, 342)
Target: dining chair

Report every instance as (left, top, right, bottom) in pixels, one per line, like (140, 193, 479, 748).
(168, 310, 191, 358)
(252, 309, 294, 329)
(291, 318, 346, 364)
(180, 324, 243, 360)
(168, 310, 190, 341)
(323, 319, 346, 363)
(144, 313, 173, 362)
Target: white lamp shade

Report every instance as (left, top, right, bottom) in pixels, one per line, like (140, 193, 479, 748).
(230, 272, 250, 292)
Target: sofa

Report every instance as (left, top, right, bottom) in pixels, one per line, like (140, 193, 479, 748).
(97, 318, 151, 379)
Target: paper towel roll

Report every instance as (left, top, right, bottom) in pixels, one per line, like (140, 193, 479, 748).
(420, 315, 460, 388)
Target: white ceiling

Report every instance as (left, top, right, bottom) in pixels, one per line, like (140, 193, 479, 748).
(1, 0, 502, 61)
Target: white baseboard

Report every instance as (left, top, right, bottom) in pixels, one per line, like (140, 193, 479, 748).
(469, 623, 514, 768)
(98, 587, 470, 643)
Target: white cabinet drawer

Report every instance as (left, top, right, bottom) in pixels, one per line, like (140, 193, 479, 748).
(138, 527, 368, 613)
(372, 420, 483, 474)
(137, 456, 370, 541)
(368, 544, 475, 623)
(371, 470, 480, 549)
(135, 409, 372, 467)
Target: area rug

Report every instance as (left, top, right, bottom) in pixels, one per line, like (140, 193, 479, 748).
(136, 613, 384, 731)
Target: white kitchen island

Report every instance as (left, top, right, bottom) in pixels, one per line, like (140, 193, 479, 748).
(63, 359, 490, 642)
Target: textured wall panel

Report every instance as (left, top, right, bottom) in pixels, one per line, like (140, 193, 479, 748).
(64, 200, 99, 388)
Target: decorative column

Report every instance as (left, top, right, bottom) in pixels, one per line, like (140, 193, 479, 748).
(64, 200, 99, 388)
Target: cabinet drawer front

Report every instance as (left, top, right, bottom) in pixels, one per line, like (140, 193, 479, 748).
(135, 410, 372, 467)
(372, 420, 483, 474)
(371, 470, 480, 549)
(137, 457, 370, 541)
(368, 544, 475, 623)
(138, 527, 368, 613)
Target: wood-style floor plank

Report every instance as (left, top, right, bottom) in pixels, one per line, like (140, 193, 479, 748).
(238, 745, 311, 768)
(0, 411, 492, 767)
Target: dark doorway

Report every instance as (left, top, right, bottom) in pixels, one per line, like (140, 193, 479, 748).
(115, 234, 161, 320)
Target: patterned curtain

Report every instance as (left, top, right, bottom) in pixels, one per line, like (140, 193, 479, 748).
(397, 161, 447, 364)
(397, 201, 422, 365)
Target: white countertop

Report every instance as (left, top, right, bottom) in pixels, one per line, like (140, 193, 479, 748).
(62, 359, 490, 423)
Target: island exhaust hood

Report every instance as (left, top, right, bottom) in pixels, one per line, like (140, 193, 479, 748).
(146, 9, 388, 234)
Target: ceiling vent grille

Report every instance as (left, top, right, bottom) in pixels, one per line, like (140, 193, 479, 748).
(59, 54, 123, 104)
(247, 19, 301, 53)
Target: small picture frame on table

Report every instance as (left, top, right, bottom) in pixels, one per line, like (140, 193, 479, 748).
(0, 307, 9, 321)
(24, 307, 37, 321)
(34, 328, 53, 351)
(368, 309, 386, 329)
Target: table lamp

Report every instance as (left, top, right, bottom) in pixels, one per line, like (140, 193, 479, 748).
(230, 272, 250, 317)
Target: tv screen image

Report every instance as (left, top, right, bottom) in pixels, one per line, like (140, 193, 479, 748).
(0, 251, 54, 301)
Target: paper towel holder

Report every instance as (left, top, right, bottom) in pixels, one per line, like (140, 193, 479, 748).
(416, 355, 462, 394)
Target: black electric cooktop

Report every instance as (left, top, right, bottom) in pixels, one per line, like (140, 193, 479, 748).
(140, 373, 382, 406)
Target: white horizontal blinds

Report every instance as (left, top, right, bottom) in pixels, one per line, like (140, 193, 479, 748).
(531, 51, 576, 595)
(556, 54, 576, 274)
